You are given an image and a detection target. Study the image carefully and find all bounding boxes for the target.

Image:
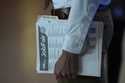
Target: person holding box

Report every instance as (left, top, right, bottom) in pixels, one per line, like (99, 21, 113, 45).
(53, 0, 113, 83)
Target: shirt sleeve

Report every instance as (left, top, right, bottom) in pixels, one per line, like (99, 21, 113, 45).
(62, 0, 101, 54)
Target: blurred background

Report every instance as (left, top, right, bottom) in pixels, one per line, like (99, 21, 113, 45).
(0, 0, 125, 83)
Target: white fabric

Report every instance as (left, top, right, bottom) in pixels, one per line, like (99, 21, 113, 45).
(52, 0, 72, 9)
(52, 0, 111, 9)
(62, 0, 101, 54)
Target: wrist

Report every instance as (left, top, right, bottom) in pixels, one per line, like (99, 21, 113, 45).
(62, 50, 79, 56)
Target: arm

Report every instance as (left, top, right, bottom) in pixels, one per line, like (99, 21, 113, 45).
(63, 0, 101, 54)
(54, 0, 101, 79)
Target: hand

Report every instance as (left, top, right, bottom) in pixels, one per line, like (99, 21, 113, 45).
(54, 50, 79, 80)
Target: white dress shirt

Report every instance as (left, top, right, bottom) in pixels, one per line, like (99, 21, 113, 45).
(62, 0, 101, 54)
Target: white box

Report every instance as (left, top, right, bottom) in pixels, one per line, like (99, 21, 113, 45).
(36, 15, 103, 77)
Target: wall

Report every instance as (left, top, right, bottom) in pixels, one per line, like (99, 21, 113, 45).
(0, 0, 56, 83)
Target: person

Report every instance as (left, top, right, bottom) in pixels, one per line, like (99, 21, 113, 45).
(53, 0, 114, 83)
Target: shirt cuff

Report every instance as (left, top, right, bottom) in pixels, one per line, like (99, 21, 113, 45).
(62, 34, 84, 54)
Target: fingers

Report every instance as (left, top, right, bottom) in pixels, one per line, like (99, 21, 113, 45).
(54, 59, 72, 79)
(55, 72, 72, 80)
(62, 56, 72, 79)
(54, 54, 79, 80)
(54, 58, 78, 80)
(70, 56, 78, 79)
